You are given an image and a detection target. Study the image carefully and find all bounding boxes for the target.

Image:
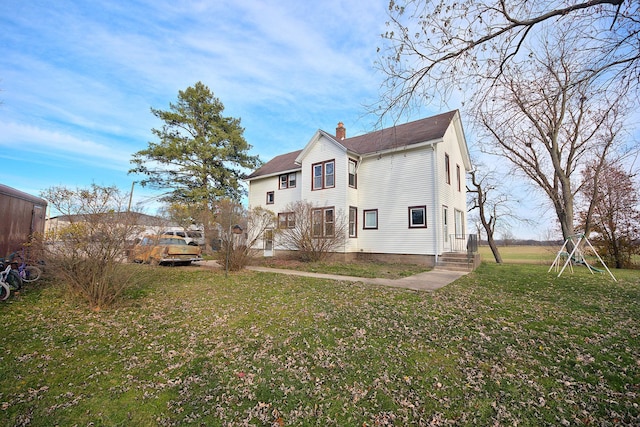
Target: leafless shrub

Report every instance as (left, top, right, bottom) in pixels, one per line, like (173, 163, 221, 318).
(216, 200, 275, 272)
(40, 184, 145, 310)
(276, 201, 348, 262)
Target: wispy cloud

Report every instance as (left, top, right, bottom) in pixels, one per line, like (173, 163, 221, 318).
(0, 0, 390, 199)
(0, 121, 131, 169)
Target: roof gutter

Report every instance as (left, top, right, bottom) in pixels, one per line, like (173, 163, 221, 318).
(246, 167, 302, 182)
(359, 139, 441, 159)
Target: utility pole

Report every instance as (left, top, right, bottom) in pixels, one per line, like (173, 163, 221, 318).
(127, 182, 135, 212)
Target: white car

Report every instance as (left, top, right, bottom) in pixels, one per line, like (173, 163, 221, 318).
(162, 229, 205, 246)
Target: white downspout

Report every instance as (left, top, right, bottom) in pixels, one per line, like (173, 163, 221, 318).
(431, 144, 440, 264)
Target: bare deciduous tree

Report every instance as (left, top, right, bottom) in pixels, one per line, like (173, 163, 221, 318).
(276, 201, 348, 262)
(468, 169, 522, 263)
(378, 0, 638, 115)
(500, 229, 516, 247)
(476, 36, 630, 246)
(377, 2, 636, 251)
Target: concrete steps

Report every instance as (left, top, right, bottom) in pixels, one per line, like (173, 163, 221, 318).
(435, 252, 480, 272)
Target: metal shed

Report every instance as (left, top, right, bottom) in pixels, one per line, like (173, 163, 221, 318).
(0, 184, 47, 257)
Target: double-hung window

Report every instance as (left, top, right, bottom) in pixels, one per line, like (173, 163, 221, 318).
(349, 207, 357, 237)
(445, 153, 451, 185)
(266, 191, 274, 204)
(456, 165, 461, 192)
(312, 160, 335, 190)
(279, 172, 296, 189)
(348, 159, 357, 188)
(312, 207, 334, 237)
(278, 212, 295, 229)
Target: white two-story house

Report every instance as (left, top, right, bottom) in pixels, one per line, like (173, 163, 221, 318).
(247, 110, 473, 266)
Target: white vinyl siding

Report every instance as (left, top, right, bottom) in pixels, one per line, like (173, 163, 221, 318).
(247, 111, 470, 257)
(248, 171, 301, 214)
(437, 123, 468, 251)
(356, 146, 437, 255)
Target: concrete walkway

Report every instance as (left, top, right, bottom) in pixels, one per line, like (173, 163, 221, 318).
(247, 266, 467, 291)
(196, 261, 467, 292)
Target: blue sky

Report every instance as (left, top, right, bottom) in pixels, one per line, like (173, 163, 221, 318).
(0, 0, 557, 239)
(1, 1, 421, 207)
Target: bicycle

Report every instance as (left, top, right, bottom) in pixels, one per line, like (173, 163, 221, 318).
(1, 249, 42, 283)
(0, 265, 15, 301)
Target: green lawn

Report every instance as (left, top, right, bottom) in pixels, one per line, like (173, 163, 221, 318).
(1, 263, 638, 426)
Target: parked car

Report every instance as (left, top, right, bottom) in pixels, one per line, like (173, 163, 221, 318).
(162, 228, 205, 246)
(131, 235, 203, 266)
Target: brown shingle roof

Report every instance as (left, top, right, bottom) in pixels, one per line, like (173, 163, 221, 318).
(247, 150, 302, 179)
(342, 110, 456, 154)
(247, 111, 457, 179)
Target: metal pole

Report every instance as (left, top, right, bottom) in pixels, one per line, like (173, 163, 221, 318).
(225, 205, 232, 278)
(127, 181, 135, 212)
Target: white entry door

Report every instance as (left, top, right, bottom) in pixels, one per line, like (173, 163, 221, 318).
(263, 229, 274, 257)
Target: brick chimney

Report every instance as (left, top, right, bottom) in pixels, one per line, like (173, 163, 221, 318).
(336, 122, 346, 140)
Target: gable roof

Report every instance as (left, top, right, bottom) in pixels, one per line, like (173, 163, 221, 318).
(248, 111, 461, 179)
(342, 110, 457, 155)
(247, 150, 302, 179)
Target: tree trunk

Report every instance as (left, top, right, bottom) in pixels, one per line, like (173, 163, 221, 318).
(486, 232, 503, 264)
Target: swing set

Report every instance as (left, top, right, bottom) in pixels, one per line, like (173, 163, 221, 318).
(549, 234, 617, 281)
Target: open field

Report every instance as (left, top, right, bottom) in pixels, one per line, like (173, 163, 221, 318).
(1, 263, 638, 426)
(478, 245, 561, 265)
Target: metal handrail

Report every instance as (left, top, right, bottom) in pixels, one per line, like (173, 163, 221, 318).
(448, 234, 478, 253)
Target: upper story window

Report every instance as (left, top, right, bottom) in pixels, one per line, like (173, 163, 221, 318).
(279, 172, 296, 189)
(348, 159, 357, 188)
(445, 153, 451, 185)
(312, 160, 335, 190)
(266, 191, 274, 204)
(456, 164, 461, 192)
